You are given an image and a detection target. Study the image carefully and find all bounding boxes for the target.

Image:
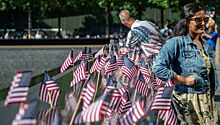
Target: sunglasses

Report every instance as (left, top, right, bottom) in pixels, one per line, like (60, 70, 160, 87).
(191, 17, 209, 24)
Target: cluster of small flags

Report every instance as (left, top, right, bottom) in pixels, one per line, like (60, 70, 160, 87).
(3, 41, 179, 125)
(4, 70, 61, 125)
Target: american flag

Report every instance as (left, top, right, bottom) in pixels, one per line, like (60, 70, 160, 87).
(105, 77, 120, 116)
(74, 92, 111, 124)
(39, 71, 60, 107)
(90, 56, 100, 74)
(121, 55, 137, 80)
(158, 107, 178, 125)
(109, 45, 117, 56)
(151, 86, 172, 111)
(12, 100, 39, 125)
(70, 61, 87, 87)
(151, 77, 163, 90)
(60, 49, 73, 73)
(116, 81, 126, 96)
(104, 75, 115, 93)
(73, 47, 87, 64)
(135, 73, 149, 96)
(139, 61, 151, 76)
(117, 54, 124, 67)
(38, 108, 56, 125)
(119, 98, 145, 125)
(105, 56, 118, 74)
(90, 55, 106, 74)
(108, 89, 121, 114)
(82, 77, 96, 111)
(4, 71, 32, 106)
(96, 56, 107, 72)
(118, 91, 132, 115)
(85, 47, 93, 61)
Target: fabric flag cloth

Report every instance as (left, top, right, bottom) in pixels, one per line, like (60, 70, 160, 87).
(70, 60, 87, 87)
(60, 49, 73, 73)
(82, 77, 96, 111)
(105, 56, 118, 74)
(126, 24, 164, 58)
(117, 82, 131, 116)
(135, 73, 149, 96)
(121, 55, 137, 80)
(39, 71, 60, 107)
(74, 92, 111, 124)
(158, 107, 178, 125)
(151, 86, 173, 111)
(4, 71, 32, 106)
(90, 56, 100, 74)
(117, 54, 124, 67)
(12, 100, 39, 125)
(38, 108, 57, 125)
(73, 47, 87, 64)
(119, 98, 145, 125)
(90, 55, 107, 74)
(85, 47, 93, 61)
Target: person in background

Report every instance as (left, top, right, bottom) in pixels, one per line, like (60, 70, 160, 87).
(160, 19, 173, 40)
(118, 9, 164, 58)
(153, 3, 218, 124)
(203, 26, 218, 52)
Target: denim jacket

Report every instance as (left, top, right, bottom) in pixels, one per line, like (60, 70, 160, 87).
(152, 34, 219, 93)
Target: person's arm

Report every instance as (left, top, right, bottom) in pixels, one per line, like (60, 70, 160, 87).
(152, 38, 196, 86)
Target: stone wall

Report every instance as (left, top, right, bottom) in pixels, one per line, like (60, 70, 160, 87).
(0, 47, 101, 89)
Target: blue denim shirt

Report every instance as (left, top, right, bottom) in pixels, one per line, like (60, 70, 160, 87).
(152, 34, 219, 93)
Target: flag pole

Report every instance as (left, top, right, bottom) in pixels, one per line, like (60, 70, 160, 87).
(69, 74, 91, 125)
(132, 70, 140, 105)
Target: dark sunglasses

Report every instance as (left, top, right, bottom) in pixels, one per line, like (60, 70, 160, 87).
(191, 17, 209, 24)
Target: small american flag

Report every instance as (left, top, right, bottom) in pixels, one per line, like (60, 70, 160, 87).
(121, 55, 137, 80)
(117, 54, 124, 67)
(105, 75, 115, 91)
(105, 56, 118, 74)
(70, 61, 87, 87)
(139, 61, 151, 76)
(151, 77, 163, 90)
(90, 55, 106, 74)
(118, 91, 132, 115)
(158, 107, 178, 125)
(12, 100, 39, 125)
(38, 108, 56, 125)
(39, 71, 60, 107)
(151, 86, 172, 111)
(82, 77, 96, 111)
(73, 47, 87, 63)
(85, 47, 93, 61)
(60, 49, 73, 73)
(135, 73, 149, 96)
(109, 45, 117, 56)
(119, 98, 145, 125)
(4, 71, 32, 106)
(116, 81, 126, 96)
(96, 56, 107, 72)
(90, 56, 100, 74)
(74, 92, 111, 124)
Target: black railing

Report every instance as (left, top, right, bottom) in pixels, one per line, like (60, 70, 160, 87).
(0, 38, 110, 45)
